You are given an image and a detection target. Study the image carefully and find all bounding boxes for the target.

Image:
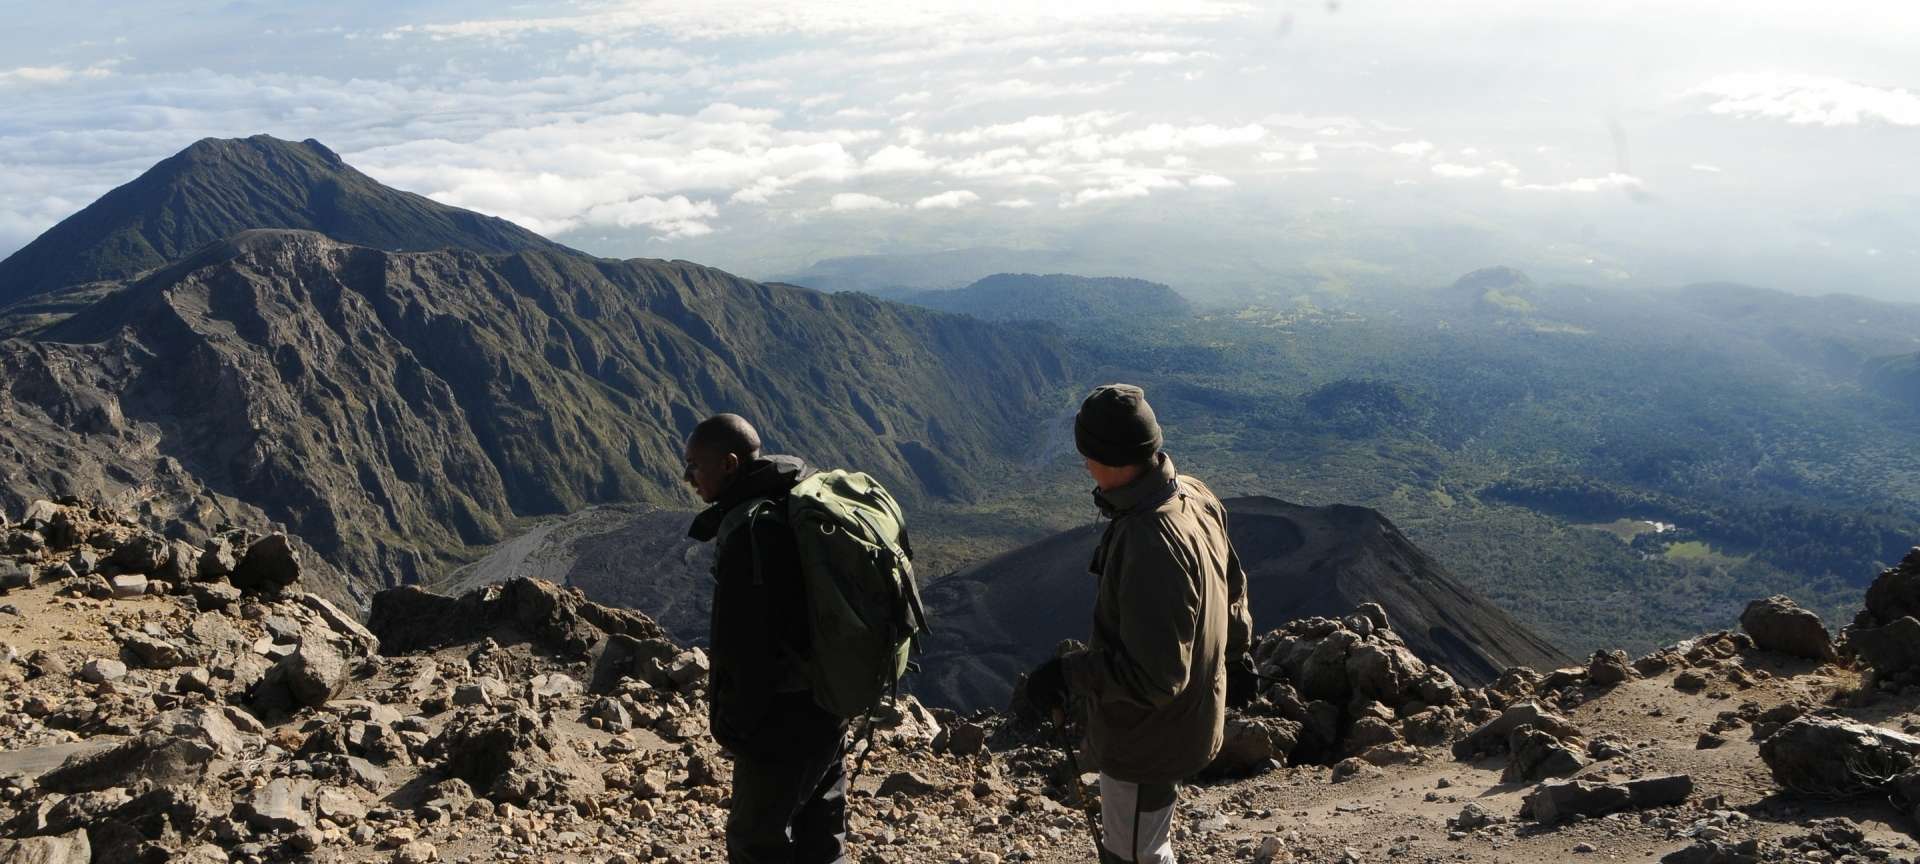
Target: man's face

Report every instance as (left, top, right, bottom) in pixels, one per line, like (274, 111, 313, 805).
(683, 443, 739, 503)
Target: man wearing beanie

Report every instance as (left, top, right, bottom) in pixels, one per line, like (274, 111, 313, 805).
(1025, 384, 1254, 864)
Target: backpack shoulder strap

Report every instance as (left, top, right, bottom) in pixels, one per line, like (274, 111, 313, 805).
(714, 496, 780, 585)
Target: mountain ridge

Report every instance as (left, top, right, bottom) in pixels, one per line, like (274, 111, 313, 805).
(0, 138, 1076, 601)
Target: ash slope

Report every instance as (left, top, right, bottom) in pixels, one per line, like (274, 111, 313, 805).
(0, 135, 567, 311)
(0, 226, 1070, 603)
(920, 495, 1572, 711)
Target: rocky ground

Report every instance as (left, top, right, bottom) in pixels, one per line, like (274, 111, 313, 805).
(2, 497, 1919, 863)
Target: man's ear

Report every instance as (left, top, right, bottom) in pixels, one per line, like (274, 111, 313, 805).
(722, 452, 740, 475)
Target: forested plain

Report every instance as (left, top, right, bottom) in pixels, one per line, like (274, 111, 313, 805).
(904, 272, 1920, 656)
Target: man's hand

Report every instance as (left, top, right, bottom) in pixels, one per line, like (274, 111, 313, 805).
(1226, 653, 1259, 709)
(1025, 657, 1069, 720)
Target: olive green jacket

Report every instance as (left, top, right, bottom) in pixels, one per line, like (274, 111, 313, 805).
(1062, 453, 1253, 784)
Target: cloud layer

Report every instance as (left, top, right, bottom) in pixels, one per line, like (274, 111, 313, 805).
(0, 1, 1914, 301)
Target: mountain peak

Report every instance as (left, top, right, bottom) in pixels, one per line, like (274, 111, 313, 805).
(175, 134, 342, 168)
(0, 134, 570, 310)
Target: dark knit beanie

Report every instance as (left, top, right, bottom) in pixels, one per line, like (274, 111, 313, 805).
(1074, 384, 1163, 467)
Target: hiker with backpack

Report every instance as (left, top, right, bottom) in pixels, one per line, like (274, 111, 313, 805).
(684, 413, 927, 864)
(1023, 385, 1255, 864)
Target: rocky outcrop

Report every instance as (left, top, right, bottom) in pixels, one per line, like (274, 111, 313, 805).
(1522, 774, 1692, 825)
(1758, 715, 1920, 797)
(1211, 604, 1475, 771)
(1664, 819, 1907, 864)
(369, 577, 665, 658)
(1739, 596, 1837, 662)
(1845, 549, 1920, 687)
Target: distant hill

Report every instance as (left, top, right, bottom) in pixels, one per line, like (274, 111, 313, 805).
(915, 496, 1571, 711)
(775, 248, 1077, 295)
(897, 273, 1192, 324)
(0, 135, 567, 309)
(1451, 266, 1538, 315)
(1866, 353, 1920, 409)
(0, 138, 1075, 603)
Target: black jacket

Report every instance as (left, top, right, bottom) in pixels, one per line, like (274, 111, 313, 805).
(688, 455, 840, 759)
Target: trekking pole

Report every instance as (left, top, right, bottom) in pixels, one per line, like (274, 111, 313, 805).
(1050, 709, 1104, 855)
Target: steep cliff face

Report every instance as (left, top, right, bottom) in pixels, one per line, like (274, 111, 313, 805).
(0, 230, 1072, 602)
(0, 135, 566, 309)
(918, 496, 1571, 710)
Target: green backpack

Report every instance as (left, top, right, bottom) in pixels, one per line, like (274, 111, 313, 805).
(720, 469, 929, 720)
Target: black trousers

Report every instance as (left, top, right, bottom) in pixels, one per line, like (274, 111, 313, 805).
(723, 696, 849, 864)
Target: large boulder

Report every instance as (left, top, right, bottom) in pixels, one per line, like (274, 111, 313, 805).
(1739, 596, 1837, 662)
(1453, 701, 1581, 759)
(229, 533, 301, 593)
(1524, 774, 1692, 825)
(1846, 551, 1920, 684)
(1850, 617, 1920, 678)
(35, 734, 218, 794)
(1503, 725, 1587, 782)
(427, 706, 604, 805)
(108, 535, 171, 575)
(236, 777, 318, 833)
(143, 707, 256, 757)
(370, 577, 665, 658)
(1862, 548, 1920, 626)
(1203, 717, 1302, 778)
(0, 828, 91, 864)
(1759, 716, 1920, 797)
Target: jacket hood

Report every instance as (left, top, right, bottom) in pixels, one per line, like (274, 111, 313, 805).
(687, 454, 809, 541)
(1093, 451, 1178, 518)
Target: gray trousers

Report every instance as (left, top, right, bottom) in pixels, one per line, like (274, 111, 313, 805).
(1098, 774, 1177, 864)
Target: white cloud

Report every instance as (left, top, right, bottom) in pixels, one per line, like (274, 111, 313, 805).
(0, 64, 114, 86)
(826, 192, 901, 211)
(1295, 144, 1319, 161)
(1189, 174, 1234, 188)
(563, 43, 699, 70)
(1502, 172, 1644, 193)
(1431, 162, 1486, 178)
(944, 112, 1125, 145)
(958, 78, 1119, 105)
(1390, 140, 1435, 158)
(581, 195, 719, 237)
(1690, 163, 1723, 173)
(994, 198, 1035, 208)
(863, 145, 940, 173)
(913, 189, 980, 209)
(387, 1, 1251, 43)
(1023, 56, 1090, 71)
(1063, 172, 1182, 207)
(1073, 123, 1266, 155)
(1690, 72, 1920, 127)
(1097, 50, 1217, 66)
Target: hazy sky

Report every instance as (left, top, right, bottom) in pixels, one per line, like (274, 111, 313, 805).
(2, 1, 1916, 300)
